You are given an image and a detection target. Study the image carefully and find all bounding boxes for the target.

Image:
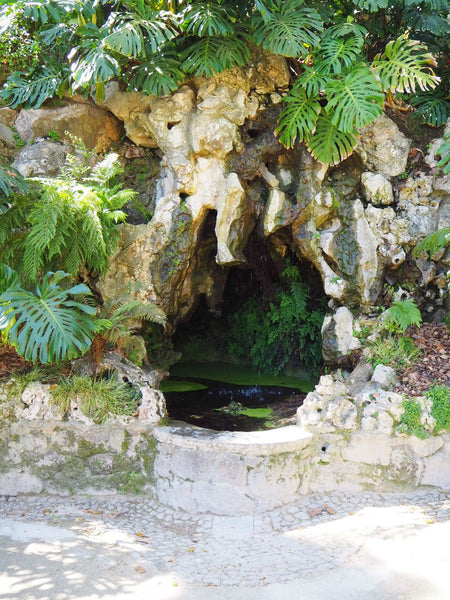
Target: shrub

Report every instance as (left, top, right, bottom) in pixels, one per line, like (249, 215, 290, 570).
(367, 334, 421, 370)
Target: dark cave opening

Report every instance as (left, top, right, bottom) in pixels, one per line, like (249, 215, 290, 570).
(172, 229, 326, 376)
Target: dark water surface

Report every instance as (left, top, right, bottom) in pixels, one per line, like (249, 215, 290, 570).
(161, 362, 315, 431)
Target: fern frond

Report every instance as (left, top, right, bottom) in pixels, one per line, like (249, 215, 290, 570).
(385, 298, 422, 333)
(253, 0, 323, 58)
(183, 1, 235, 37)
(414, 226, 450, 257)
(307, 112, 358, 165)
(276, 86, 321, 148)
(373, 35, 440, 94)
(325, 66, 384, 132)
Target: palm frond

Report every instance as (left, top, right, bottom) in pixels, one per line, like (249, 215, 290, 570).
(276, 86, 321, 148)
(253, 0, 323, 58)
(307, 112, 358, 165)
(325, 66, 384, 132)
(373, 35, 440, 94)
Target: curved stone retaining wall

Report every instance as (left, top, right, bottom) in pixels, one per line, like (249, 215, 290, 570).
(0, 419, 448, 512)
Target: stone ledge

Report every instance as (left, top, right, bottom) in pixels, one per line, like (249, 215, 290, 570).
(154, 424, 313, 456)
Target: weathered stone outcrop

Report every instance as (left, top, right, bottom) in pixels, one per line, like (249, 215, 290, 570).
(14, 101, 122, 151)
(7, 67, 449, 325)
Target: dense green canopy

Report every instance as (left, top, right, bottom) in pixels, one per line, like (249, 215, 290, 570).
(0, 0, 449, 165)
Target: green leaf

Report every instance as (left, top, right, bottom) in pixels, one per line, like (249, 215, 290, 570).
(253, 0, 323, 58)
(409, 92, 450, 127)
(317, 32, 365, 75)
(0, 165, 29, 200)
(307, 112, 358, 165)
(373, 35, 440, 94)
(296, 66, 327, 97)
(181, 34, 250, 76)
(352, 0, 388, 12)
(436, 135, 450, 174)
(385, 298, 422, 333)
(325, 67, 384, 132)
(183, 1, 235, 37)
(0, 66, 64, 109)
(414, 226, 450, 257)
(0, 271, 95, 364)
(103, 21, 144, 57)
(71, 46, 120, 87)
(277, 86, 321, 148)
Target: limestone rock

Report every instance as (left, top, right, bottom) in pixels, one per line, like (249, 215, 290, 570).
(21, 383, 62, 421)
(0, 122, 15, 148)
(356, 114, 411, 177)
(321, 307, 361, 362)
(12, 140, 69, 177)
(371, 365, 399, 390)
(263, 189, 295, 235)
(0, 107, 18, 127)
(361, 172, 394, 206)
(14, 102, 122, 151)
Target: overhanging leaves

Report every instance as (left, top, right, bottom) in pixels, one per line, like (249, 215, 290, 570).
(325, 66, 384, 132)
(307, 112, 358, 165)
(277, 86, 321, 148)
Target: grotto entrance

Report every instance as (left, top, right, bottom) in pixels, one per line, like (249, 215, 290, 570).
(161, 234, 326, 431)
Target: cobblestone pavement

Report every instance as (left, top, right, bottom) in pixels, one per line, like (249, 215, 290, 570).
(0, 489, 449, 599)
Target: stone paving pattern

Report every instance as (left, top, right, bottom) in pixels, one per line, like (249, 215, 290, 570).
(1, 489, 449, 592)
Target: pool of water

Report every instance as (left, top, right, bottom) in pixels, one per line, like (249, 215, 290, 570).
(161, 362, 315, 431)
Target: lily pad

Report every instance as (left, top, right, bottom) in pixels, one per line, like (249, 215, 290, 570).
(160, 380, 207, 393)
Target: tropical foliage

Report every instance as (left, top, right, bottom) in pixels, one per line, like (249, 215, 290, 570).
(0, 143, 133, 281)
(0, 268, 96, 364)
(227, 264, 325, 375)
(0, 0, 448, 164)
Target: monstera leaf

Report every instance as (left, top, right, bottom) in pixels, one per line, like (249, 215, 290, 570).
(317, 32, 364, 74)
(307, 112, 358, 165)
(277, 86, 321, 148)
(181, 34, 250, 76)
(183, 1, 235, 37)
(253, 0, 323, 57)
(373, 35, 439, 94)
(0, 271, 96, 364)
(325, 66, 384, 132)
